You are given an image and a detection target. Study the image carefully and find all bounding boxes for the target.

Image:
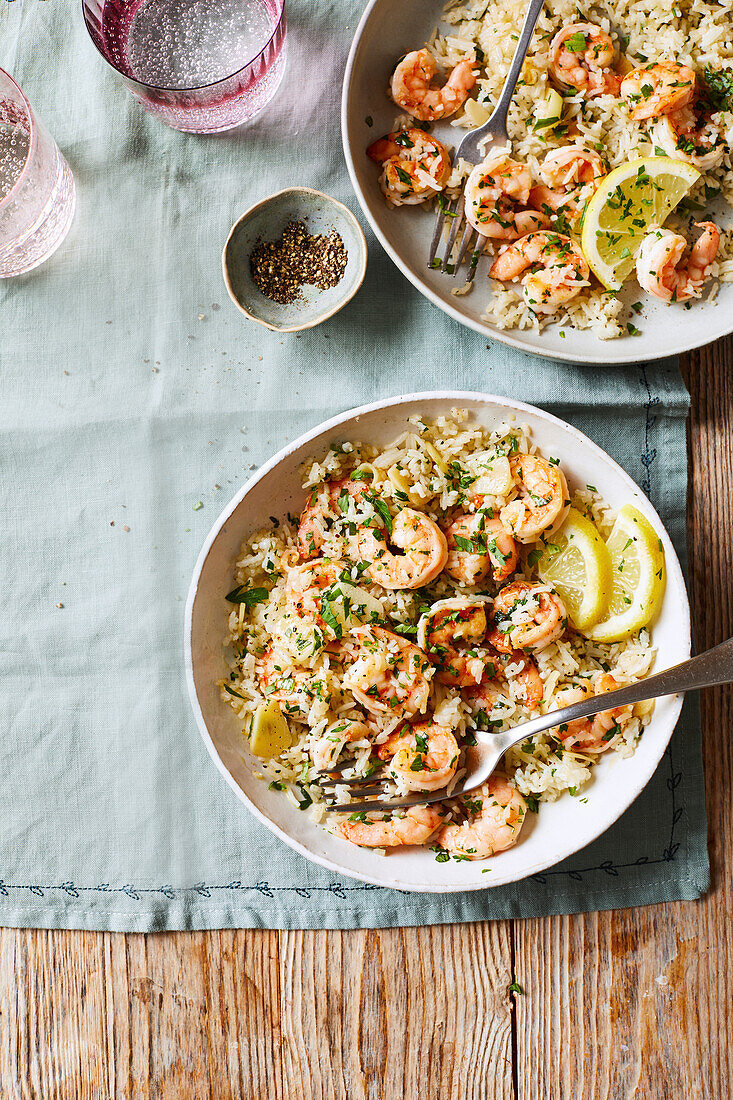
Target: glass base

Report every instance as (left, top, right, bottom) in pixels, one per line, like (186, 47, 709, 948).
(0, 153, 76, 278)
(137, 42, 287, 133)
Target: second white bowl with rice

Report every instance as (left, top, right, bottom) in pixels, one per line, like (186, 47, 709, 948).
(185, 392, 690, 892)
(341, 0, 733, 363)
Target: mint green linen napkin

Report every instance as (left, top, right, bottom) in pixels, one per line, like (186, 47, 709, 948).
(0, 0, 707, 930)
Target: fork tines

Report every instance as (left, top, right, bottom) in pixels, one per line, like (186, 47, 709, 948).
(429, 192, 464, 271)
(429, 192, 486, 280)
(323, 791, 440, 814)
(314, 766, 394, 812)
(317, 770, 387, 789)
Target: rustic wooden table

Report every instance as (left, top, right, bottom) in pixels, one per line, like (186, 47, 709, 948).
(2, 345, 730, 1099)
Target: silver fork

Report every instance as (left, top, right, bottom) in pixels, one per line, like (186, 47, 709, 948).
(429, 0, 546, 277)
(319, 637, 733, 813)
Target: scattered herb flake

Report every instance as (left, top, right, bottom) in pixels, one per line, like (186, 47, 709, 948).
(225, 585, 269, 607)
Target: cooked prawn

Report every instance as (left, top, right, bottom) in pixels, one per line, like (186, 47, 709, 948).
(434, 776, 528, 859)
(333, 804, 444, 848)
(652, 104, 726, 170)
(297, 478, 367, 559)
(489, 580, 567, 653)
(620, 61, 696, 121)
(548, 23, 621, 97)
(467, 650, 544, 713)
(342, 626, 432, 718)
(444, 511, 518, 585)
(529, 146, 606, 226)
(375, 721, 412, 761)
(285, 558, 343, 636)
(390, 49, 476, 121)
(419, 599, 489, 650)
(489, 231, 590, 315)
(418, 597, 492, 688)
(367, 128, 451, 206)
(387, 721, 460, 792)
(358, 507, 448, 590)
(552, 674, 632, 753)
(636, 222, 720, 303)
(499, 453, 569, 543)
(310, 719, 374, 772)
(256, 646, 326, 720)
(464, 155, 549, 240)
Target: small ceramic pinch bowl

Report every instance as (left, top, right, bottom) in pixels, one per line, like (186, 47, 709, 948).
(222, 186, 368, 332)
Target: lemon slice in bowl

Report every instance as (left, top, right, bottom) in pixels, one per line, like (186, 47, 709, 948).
(581, 157, 701, 290)
(587, 504, 666, 643)
(537, 507, 612, 631)
(250, 700, 293, 759)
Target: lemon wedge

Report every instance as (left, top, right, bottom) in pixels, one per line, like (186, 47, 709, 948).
(581, 157, 701, 290)
(587, 504, 666, 643)
(537, 507, 612, 631)
(250, 700, 293, 759)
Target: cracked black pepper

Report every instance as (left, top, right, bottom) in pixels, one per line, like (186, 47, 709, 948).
(250, 220, 348, 305)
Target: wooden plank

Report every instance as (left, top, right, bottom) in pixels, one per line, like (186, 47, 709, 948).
(0, 930, 113, 1100)
(513, 337, 733, 1100)
(278, 925, 514, 1100)
(0, 929, 286, 1099)
(0, 924, 514, 1098)
(131, 929, 283, 1099)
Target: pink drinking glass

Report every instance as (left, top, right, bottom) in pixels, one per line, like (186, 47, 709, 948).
(82, 0, 287, 134)
(0, 70, 76, 278)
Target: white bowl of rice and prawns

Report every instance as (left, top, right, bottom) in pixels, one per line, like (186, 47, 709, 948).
(185, 393, 689, 892)
(342, 0, 733, 362)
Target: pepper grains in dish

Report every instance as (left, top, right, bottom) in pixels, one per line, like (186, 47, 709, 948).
(250, 219, 348, 304)
(364, 0, 733, 338)
(218, 411, 666, 863)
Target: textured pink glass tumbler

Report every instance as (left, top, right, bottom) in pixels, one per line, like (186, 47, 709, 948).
(0, 70, 75, 278)
(83, 0, 287, 133)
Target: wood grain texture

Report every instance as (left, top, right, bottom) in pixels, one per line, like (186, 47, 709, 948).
(1, 342, 731, 1100)
(512, 340, 733, 1100)
(278, 926, 513, 1100)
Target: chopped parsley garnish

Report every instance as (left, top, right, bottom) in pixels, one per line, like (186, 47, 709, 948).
(319, 597, 343, 639)
(703, 66, 733, 112)
(565, 31, 587, 52)
(224, 685, 245, 700)
(367, 493, 394, 534)
(225, 585, 269, 606)
(295, 785, 313, 810)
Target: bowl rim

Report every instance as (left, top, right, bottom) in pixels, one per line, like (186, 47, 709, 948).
(339, 0, 730, 365)
(221, 185, 368, 333)
(184, 390, 690, 892)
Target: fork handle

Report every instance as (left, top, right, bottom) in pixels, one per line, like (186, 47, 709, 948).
(502, 636, 733, 747)
(488, 0, 546, 134)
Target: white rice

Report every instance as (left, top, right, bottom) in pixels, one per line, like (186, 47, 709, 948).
(420, 0, 733, 336)
(218, 411, 657, 836)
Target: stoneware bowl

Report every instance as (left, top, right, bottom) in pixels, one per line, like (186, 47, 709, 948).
(184, 392, 690, 893)
(222, 186, 367, 332)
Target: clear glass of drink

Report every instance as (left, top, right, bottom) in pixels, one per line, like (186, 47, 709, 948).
(0, 70, 76, 278)
(82, 0, 287, 134)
